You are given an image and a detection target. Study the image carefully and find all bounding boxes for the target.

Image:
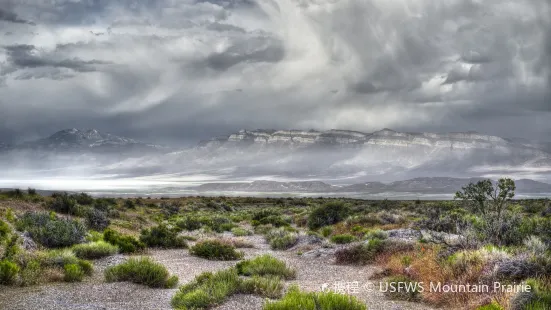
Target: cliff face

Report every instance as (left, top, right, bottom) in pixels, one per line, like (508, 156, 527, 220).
(200, 128, 512, 151)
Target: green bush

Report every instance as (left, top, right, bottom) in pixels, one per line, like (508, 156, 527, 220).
(86, 209, 110, 231)
(265, 228, 298, 250)
(239, 275, 284, 298)
(335, 239, 384, 265)
(17, 212, 86, 248)
(72, 241, 119, 259)
(231, 227, 253, 237)
(140, 225, 187, 249)
(0, 259, 19, 285)
(103, 229, 145, 253)
(48, 193, 78, 214)
(19, 259, 42, 286)
(105, 257, 178, 288)
(189, 240, 244, 260)
(176, 217, 202, 231)
(308, 202, 350, 230)
(0, 219, 10, 241)
(171, 268, 240, 309)
(263, 285, 367, 310)
(64, 263, 85, 282)
(330, 234, 356, 244)
(320, 226, 333, 238)
(236, 255, 296, 280)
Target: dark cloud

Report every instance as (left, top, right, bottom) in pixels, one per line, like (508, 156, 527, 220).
(0, 7, 34, 25)
(205, 38, 284, 70)
(0, 0, 550, 145)
(2, 44, 111, 79)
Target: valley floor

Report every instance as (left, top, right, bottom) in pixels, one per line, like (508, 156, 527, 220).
(0, 234, 435, 310)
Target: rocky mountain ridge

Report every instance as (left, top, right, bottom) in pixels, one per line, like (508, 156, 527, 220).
(199, 128, 524, 150)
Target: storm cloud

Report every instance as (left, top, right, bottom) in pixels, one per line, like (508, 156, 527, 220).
(0, 0, 550, 145)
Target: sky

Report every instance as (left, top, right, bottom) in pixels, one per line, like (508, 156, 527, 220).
(0, 0, 550, 146)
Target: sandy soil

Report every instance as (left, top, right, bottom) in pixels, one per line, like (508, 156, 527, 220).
(0, 234, 438, 310)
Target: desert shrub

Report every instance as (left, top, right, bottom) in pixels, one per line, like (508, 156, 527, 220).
(19, 259, 42, 286)
(335, 238, 416, 265)
(72, 241, 119, 259)
(189, 240, 243, 260)
(48, 193, 78, 214)
(239, 275, 284, 298)
(0, 219, 10, 245)
(17, 212, 86, 248)
(207, 216, 235, 233)
(105, 257, 178, 288)
(383, 275, 421, 301)
(320, 226, 333, 238)
(103, 229, 145, 253)
(231, 227, 253, 236)
(477, 302, 504, 310)
(236, 255, 296, 280)
(171, 268, 240, 309)
(86, 208, 110, 231)
(86, 230, 104, 242)
(331, 234, 356, 244)
(263, 285, 367, 310)
(254, 224, 273, 235)
(140, 225, 187, 248)
(124, 199, 136, 209)
(307, 201, 350, 230)
(64, 263, 85, 282)
(513, 278, 551, 310)
(494, 256, 542, 281)
(0, 259, 19, 285)
(176, 217, 202, 231)
(73, 193, 94, 205)
(365, 229, 388, 240)
(265, 228, 298, 250)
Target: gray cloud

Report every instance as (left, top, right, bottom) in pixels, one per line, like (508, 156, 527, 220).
(0, 0, 550, 145)
(0, 7, 34, 25)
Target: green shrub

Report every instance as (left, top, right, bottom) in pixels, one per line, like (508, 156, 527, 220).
(105, 257, 178, 288)
(103, 229, 145, 253)
(72, 241, 119, 259)
(236, 255, 296, 280)
(176, 217, 202, 231)
(17, 212, 86, 248)
(331, 234, 356, 244)
(320, 226, 333, 238)
(335, 239, 384, 265)
(0, 219, 10, 242)
(0, 259, 19, 285)
(19, 259, 42, 286)
(171, 268, 240, 309)
(64, 263, 85, 282)
(265, 228, 298, 250)
(231, 227, 253, 236)
(86, 230, 104, 242)
(263, 285, 366, 310)
(307, 202, 350, 230)
(189, 240, 244, 260)
(86, 209, 110, 231)
(140, 225, 187, 249)
(48, 193, 78, 214)
(476, 302, 503, 310)
(239, 275, 284, 298)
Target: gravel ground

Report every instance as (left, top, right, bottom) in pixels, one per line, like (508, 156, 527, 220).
(0, 234, 438, 310)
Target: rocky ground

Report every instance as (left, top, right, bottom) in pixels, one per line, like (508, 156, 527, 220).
(0, 234, 436, 310)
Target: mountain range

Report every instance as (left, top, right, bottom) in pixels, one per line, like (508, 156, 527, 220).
(190, 178, 551, 195)
(1, 128, 551, 194)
